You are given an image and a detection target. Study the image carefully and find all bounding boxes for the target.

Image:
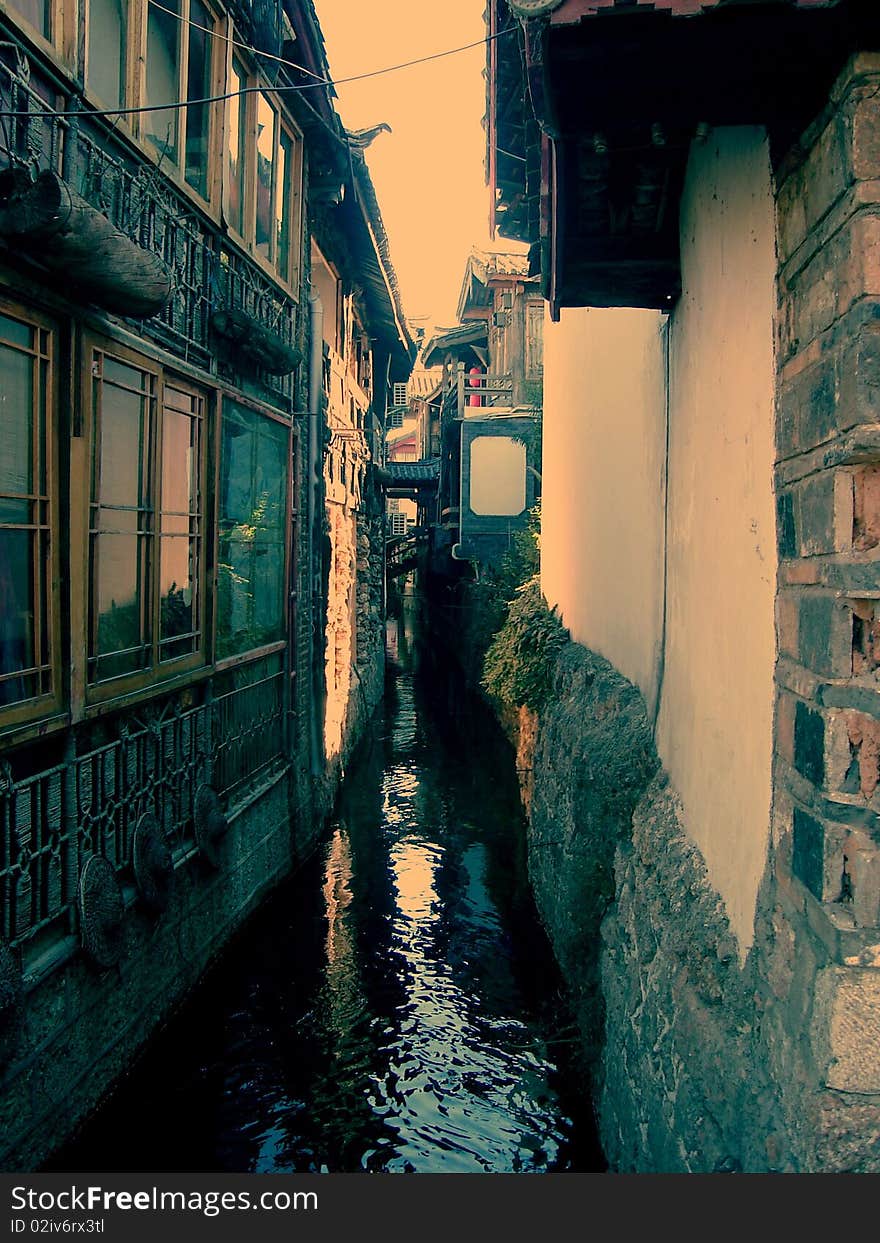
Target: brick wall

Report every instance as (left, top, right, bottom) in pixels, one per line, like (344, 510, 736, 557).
(770, 50, 880, 1164)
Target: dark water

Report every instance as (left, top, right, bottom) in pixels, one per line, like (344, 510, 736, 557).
(50, 607, 604, 1174)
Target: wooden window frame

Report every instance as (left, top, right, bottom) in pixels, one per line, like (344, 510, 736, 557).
(83, 333, 209, 706)
(0, 295, 62, 733)
(223, 49, 305, 297)
(212, 392, 292, 671)
(0, 0, 75, 64)
(79, 0, 224, 208)
(137, 0, 225, 204)
(82, 0, 139, 113)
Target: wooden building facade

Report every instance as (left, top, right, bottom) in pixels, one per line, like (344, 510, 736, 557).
(0, 0, 409, 1168)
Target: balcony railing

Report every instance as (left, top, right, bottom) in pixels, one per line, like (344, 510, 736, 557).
(0, 35, 297, 401)
(0, 667, 286, 960)
(442, 363, 514, 419)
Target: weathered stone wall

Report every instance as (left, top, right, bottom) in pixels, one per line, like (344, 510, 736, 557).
(324, 501, 358, 764)
(332, 488, 386, 773)
(600, 776, 782, 1172)
(523, 643, 658, 1059)
(354, 498, 387, 718)
(322, 466, 385, 790)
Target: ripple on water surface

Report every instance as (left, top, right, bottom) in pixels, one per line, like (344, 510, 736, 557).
(50, 621, 603, 1174)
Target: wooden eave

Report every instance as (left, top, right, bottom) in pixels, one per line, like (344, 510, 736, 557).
(532, 0, 880, 311)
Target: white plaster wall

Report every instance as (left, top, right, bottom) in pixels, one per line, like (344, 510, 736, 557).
(541, 306, 667, 716)
(540, 128, 777, 954)
(656, 128, 777, 952)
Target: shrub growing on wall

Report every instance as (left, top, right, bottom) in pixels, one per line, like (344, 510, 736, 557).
(482, 576, 569, 712)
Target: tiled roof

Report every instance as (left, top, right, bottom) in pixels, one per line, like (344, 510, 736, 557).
(468, 248, 531, 279)
(551, 0, 838, 21)
(384, 459, 440, 483)
(421, 320, 489, 367)
(407, 367, 444, 399)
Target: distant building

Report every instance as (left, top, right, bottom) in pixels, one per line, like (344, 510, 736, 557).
(421, 249, 542, 570)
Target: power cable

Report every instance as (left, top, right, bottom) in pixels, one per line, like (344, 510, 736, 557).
(0, 24, 517, 119)
(148, 0, 330, 84)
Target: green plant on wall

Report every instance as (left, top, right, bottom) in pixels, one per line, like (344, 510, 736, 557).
(521, 376, 543, 411)
(461, 503, 542, 682)
(482, 574, 569, 712)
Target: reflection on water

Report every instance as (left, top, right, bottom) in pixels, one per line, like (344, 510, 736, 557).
(51, 599, 603, 1174)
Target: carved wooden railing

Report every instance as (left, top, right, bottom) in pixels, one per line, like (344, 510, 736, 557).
(0, 666, 286, 960)
(0, 32, 298, 399)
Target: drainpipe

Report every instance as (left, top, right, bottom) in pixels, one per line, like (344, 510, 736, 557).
(308, 287, 324, 777)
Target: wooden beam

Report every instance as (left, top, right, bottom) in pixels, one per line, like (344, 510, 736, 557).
(0, 169, 172, 318)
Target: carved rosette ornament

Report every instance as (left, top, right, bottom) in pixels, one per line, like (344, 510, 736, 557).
(132, 812, 174, 913)
(194, 785, 229, 868)
(78, 855, 125, 968)
(0, 940, 22, 1064)
(507, 0, 564, 14)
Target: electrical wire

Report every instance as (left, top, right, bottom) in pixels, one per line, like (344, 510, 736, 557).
(0, 23, 517, 119)
(148, 0, 329, 85)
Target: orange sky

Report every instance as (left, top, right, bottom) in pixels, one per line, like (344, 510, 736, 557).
(313, 1, 500, 329)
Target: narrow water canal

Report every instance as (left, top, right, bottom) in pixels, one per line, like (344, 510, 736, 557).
(51, 604, 604, 1174)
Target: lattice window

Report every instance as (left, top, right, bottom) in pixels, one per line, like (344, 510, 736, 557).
(87, 338, 207, 695)
(0, 300, 60, 728)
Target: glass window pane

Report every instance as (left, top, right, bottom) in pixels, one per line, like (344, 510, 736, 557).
(145, 0, 181, 162)
(93, 533, 148, 680)
(8, 0, 50, 38)
(255, 94, 276, 262)
(98, 380, 148, 510)
(86, 0, 127, 106)
(469, 436, 527, 515)
(217, 402, 287, 659)
(185, 0, 212, 196)
(90, 358, 153, 683)
(0, 528, 36, 704)
(95, 533, 140, 636)
(0, 311, 51, 711)
(0, 344, 33, 499)
(159, 388, 201, 660)
(276, 130, 292, 280)
(227, 60, 247, 236)
(161, 407, 194, 518)
(0, 313, 34, 350)
(103, 357, 148, 391)
(159, 539, 195, 634)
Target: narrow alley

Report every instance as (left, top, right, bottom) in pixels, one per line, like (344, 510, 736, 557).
(6, 0, 880, 1197)
(47, 599, 603, 1174)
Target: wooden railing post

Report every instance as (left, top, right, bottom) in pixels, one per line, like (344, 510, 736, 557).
(456, 362, 465, 418)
